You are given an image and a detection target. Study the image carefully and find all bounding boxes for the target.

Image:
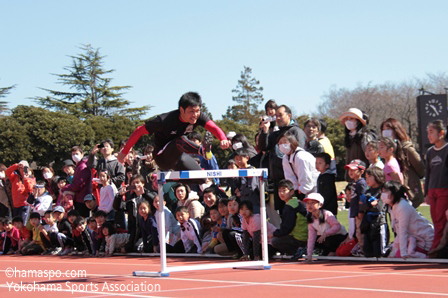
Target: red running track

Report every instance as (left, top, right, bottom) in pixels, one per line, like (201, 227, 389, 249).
(0, 255, 447, 297)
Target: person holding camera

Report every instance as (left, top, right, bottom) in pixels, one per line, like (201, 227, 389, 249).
(258, 104, 306, 213)
(5, 160, 36, 223)
(132, 144, 159, 193)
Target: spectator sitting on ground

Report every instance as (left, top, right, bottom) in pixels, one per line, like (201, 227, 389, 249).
(304, 193, 348, 262)
(270, 180, 308, 258)
(176, 206, 202, 253)
(382, 180, 433, 259)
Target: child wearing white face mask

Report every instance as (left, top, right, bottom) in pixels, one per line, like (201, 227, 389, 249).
(381, 180, 433, 259)
(278, 131, 319, 200)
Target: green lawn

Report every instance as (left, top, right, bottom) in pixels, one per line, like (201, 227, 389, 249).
(336, 205, 432, 242)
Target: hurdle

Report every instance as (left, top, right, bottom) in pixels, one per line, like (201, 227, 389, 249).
(133, 168, 271, 277)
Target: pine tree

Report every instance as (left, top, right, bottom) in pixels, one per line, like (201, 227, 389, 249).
(224, 66, 264, 125)
(34, 44, 150, 120)
(0, 83, 15, 115)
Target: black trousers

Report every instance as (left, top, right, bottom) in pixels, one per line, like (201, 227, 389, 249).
(154, 136, 206, 184)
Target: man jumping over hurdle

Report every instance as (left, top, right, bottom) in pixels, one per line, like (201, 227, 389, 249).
(117, 92, 231, 180)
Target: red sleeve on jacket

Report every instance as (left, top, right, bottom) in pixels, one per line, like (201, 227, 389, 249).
(204, 120, 227, 141)
(121, 125, 149, 155)
(5, 164, 18, 180)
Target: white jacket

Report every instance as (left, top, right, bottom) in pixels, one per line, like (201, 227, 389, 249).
(34, 193, 53, 216)
(282, 148, 319, 195)
(391, 199, 434, 256)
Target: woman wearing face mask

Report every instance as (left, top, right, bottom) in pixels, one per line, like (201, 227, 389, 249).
(61, 146, 93, 218)
(340, 108, 377, 182)
(42, 166, 59, 202)
(381, 118, 425, 208)
(381, 180, 433, 259)
(278, 131, 320, 200)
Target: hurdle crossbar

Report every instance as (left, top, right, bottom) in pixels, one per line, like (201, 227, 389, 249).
(133, 168, 271, 277)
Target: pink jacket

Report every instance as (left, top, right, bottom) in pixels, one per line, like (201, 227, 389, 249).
(307, 209, 347, 257)
(242, 214, 277, 244)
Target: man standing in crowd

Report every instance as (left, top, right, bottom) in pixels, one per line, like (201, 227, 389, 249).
(258, 105, 306, 212)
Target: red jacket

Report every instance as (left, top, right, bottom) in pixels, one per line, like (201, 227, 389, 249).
(5, 164, 35, 208)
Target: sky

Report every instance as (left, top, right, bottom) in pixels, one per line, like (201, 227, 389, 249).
(2, 0, 448, 120)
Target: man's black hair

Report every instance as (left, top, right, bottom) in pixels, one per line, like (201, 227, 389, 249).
(179, 92, 202, 110)
(278, 104, 292, 115)
(101, 138, 114, 149)
(319, 118, 327, 134)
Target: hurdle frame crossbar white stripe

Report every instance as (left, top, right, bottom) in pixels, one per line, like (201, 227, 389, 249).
(133, 169, 271, 277)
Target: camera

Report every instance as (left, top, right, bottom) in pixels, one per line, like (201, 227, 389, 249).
(98, 143, 105, 149)
(262, 115, 276, 122)
(136, 155, 148, 161)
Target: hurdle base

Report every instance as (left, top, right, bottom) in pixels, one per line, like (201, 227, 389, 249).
(233, 265, 272, 270)
(133, 271, 170, 277)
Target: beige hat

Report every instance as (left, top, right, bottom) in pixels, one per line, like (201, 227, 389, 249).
(339, 108, 366, 126)
(19, 160, 30, 168)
